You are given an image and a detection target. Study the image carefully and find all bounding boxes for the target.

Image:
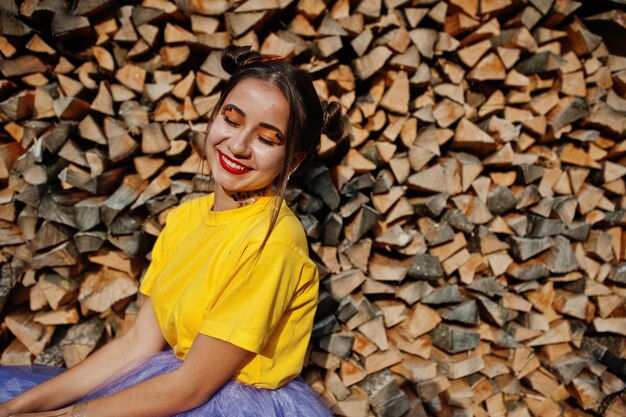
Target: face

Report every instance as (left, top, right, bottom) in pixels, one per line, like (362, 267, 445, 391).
(205, 78, 289, 194)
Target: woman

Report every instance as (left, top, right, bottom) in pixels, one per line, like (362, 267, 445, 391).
(0, 45, 343, 417)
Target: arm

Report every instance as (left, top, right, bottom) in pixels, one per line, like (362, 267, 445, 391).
(13, 334, 251, 417)
(2, 297, 167, 416)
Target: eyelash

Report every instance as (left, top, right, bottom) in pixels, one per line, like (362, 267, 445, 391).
(223, 115, 239, 127)
(258, 136, 276, 147)
(223, 115, 277, 147)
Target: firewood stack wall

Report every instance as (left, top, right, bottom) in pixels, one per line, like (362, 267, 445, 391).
(1, 0, 626, 415)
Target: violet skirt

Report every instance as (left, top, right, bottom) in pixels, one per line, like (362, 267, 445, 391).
(0, 350, 333, 416)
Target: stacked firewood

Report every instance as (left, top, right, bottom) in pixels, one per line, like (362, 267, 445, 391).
(1, 0, 625, 415)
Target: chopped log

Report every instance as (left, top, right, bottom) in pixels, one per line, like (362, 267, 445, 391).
(5, 313, 54, 355)
(453, 118, 497, 155)
(78, 267, 138, 313)
(396, 281, 433, 306)
(34, 305, 80, 325)
(439, 355, 484, 379)
(91, 81, 114, 116)
(77, 116, 105, 146)
(548, 97, 590, 132)
(92, 45, 115, 72)
(141, 123, 170, 154)
(31, 241, 80, 269)
(60, 318, 104, 368)
(319, 332, 354, 360)
(326, 269, 366, 299)
(443, 299, 479, 325)
(0, 339, 33, 366)
(51, 12, 92, 40)
(508, 236, 553, 262)
(567, 373, 605, 411)
(528, 320, 572, 347)
(359, 316, 389, 351)
(344, 206, 378, 243)
(416, 375, 451, 402)
(467, 53, 506, 81)
(407, 164, 448, 194)
(36, 274, 79, 310)
(52, 97, 90, 120)
(340, 357, 368, 387)
(407, 254, 443, 281)
(418, 218, 455, 246)
(0, 9, 33, 37)
(368, 252, 409, 282)
(357, 370, 411, 417)
(594, 318, 626, 337)
(400, 303, 441, 340)
(429, 324, 480, 354)
(158, 45, 189, 67)
(380, 71, 409, 115)
(224, 11, 267, 38)
(432, 98, 465, 128)
(0, 260, 22, 311)
(353, 46, 393, 80)
(421, 284, 462, 305)
(0, 55, 47, 78)
(115, 64, 146, 93)
(29, 221, 69, 253)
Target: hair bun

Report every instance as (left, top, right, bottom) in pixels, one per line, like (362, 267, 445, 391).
(221, 45, 261, 75)
(322, 101, 343, 141)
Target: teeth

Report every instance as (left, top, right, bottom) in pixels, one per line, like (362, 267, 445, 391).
(221, 153, 249, 171)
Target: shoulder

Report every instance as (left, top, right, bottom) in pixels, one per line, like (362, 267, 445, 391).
(249, 199, 309, 256)
(241, 200, 317, 277)
(244, 237, 318, 295)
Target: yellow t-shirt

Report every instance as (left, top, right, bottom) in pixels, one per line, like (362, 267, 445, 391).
(139, 193, 319, 389)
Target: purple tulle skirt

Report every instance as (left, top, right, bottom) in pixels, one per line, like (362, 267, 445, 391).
(0, 350, 333, 416)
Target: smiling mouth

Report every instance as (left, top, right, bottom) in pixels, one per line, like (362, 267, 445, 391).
(218, 151, 253, 175)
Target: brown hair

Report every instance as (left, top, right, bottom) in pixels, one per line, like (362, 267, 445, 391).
(203, 45, 344, 252)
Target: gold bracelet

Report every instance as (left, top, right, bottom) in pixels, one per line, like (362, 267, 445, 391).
(71, 402, 88, 417)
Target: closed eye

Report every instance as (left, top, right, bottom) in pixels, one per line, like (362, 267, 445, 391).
(257, 135, 277, 146)
(223, 116, 240, 127)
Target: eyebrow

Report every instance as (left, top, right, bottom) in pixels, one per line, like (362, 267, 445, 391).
(224, 103, 285, 141)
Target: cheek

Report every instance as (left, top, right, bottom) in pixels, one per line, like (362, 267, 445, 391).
(271, 152, 287, 176)
(205, 123, 228, 148)
(255, 147, 285, 174)
(275, 153, 286, 172)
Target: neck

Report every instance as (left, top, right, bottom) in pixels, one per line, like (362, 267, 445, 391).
(212, 186, 268, 211)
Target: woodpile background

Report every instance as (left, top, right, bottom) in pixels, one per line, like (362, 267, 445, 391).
(1, 0, 626, 416)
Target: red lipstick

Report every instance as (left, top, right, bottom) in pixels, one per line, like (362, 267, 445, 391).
(218, 151, 252, 175)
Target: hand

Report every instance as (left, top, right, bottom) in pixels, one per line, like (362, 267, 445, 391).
(8, 406, 73, 417)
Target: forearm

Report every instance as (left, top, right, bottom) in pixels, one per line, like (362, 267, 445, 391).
(7, 334, 154, 414)
(7, 335, 250, 417)
(76, 369, 205, 417)
(68, 335, 249, 417)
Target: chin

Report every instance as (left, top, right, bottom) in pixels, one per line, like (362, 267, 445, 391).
(214, 178, 245, 192)
(214, 177, 255, 193)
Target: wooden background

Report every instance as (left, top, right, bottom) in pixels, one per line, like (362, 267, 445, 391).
(1, 0, 626, 416)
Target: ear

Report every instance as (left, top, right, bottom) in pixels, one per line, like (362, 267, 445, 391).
(289, 152, 307, 176)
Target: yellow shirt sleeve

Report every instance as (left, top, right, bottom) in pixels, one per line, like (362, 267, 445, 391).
(199, 241, 315, 354)
(139, 207, 179, 297)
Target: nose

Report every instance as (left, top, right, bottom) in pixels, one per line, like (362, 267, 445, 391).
(227, 129, 253, 158)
